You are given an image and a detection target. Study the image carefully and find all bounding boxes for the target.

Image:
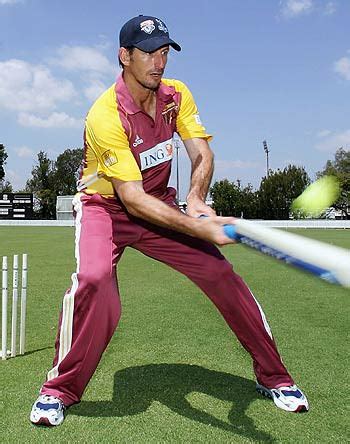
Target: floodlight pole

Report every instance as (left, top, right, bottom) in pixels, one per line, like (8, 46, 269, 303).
(263, 140, 270, 178)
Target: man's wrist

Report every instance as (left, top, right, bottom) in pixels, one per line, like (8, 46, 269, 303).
(187, 190, 206, 203)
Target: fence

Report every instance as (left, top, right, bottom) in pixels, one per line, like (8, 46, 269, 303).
(0, 219, 349, 228)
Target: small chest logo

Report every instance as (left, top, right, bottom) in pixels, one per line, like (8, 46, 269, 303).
(133, 134, 144, 148)
(162, 101, 179, 125)
(139, 138, 174, 171)
(102, 150, 118, 167)
(140, 20, 155, 34)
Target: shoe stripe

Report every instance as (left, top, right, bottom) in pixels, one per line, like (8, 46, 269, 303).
(47, 195, 82, 381)
(281, 389, 303, 398)
(36, 402, 60, 410)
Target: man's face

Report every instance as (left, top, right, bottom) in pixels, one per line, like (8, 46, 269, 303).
(124, 46, 169, 90)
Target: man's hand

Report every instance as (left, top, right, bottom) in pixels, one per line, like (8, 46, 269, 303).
(112, 178, 236, 246)
(198, 215, 237, 246)
(186, 195, 216, 218)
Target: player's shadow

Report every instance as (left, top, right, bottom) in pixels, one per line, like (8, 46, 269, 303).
(71, 363, 275, 442)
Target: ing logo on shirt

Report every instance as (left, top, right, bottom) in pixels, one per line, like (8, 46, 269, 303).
(102, 150, 118, 167)
(139, 138, 174, 171)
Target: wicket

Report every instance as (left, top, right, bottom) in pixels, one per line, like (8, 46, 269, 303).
(1, 254, 28, 360)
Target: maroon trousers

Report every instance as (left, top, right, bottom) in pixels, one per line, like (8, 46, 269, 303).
(41, 193, 293, 406)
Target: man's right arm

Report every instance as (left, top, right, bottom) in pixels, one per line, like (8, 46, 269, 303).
(112, 178, 236, 246)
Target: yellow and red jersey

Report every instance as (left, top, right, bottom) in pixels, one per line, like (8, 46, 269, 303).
(80, 75, 212, 198)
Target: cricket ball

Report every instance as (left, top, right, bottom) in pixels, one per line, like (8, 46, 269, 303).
(292, 175, 340, 217)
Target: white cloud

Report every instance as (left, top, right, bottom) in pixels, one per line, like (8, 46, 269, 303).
(334, 56, 350, 81)
(324, 1, 336, 15)
(0, 0, 23, 4)
(315, 129, 350, 152)
(15, 145, 35, 158)
(317, 129, 331, 138)
(280, 0, 313, 18)
(6, 169, 24, 190)
(18, 112, 83, 129)
(49, 45, 117, 103)
(83, 80, 108, 102)
(51, 45, 115, 75)
(0, 59, 76, 113)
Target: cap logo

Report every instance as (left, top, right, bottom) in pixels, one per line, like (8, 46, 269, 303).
(156, 19, 168, 33)
(140, 19, 155, 34)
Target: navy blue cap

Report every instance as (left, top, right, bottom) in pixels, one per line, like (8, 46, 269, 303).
(119, 15, 181, 52)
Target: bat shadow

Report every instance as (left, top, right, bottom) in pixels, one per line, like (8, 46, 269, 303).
(70, 363, 275, 442)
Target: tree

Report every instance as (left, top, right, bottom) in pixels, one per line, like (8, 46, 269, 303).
(0, 143, 12, 192)
(210, 179, 259, 218)
(317, 147, 350, 219)
(25, 148, 83, 219)
(26, 151, 56, 219)
(0, 181, 13, 193)
(258, 165, 310, 220)
(54, 148, 83, 195)
(0, 143, 7, 182)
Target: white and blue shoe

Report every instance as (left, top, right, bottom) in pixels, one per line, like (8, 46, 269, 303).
(256, 383, 309, 413)
(30, 394, 65, 426)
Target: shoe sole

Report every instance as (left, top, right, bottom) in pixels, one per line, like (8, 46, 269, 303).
(30, 415, 65, 427)
(31, 417, 54, 427)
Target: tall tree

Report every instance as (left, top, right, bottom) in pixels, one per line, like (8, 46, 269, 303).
(0, 143, 12, 192)
(0, 143, 8, 182)
(26, 151, 56, 219)
(25, 148, 83, 219)
(210, 179, 259, 218)
(0, 181, 13, 193)
(258, 165, 310, 219)
(317, 147, 350, 219)
(54, 148, 83, 195)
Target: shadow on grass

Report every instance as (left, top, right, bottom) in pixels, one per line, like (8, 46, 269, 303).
(71, 363, 275, 442)
(23, 346, 53, 357)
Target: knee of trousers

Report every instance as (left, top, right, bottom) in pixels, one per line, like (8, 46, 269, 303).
(76, 269, 117, 296)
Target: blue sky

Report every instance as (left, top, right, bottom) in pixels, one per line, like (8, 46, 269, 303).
(0, 0, 349, 199)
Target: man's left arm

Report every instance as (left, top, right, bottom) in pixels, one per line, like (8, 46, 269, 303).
(183, 137, 216, 218)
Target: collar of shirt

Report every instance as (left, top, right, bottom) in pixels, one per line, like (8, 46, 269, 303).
(115, 74, 176, 115)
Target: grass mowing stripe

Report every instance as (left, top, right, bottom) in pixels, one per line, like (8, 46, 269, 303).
(0, 227, 349, 442)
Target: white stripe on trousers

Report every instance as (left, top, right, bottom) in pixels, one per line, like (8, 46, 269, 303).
(47, 194, 83, 381)
(249, 289, 273, 339)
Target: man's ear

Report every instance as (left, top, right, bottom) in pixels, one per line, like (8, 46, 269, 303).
(119, 47, 131, 66)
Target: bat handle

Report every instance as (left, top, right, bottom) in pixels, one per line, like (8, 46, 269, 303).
(199, 215, 239, 241)
(223, 224, 239, 240)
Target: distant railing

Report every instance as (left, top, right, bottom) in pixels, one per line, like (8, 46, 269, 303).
(0, 219, 349, 228)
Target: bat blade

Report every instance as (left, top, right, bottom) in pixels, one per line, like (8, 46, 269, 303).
(224, 219, 350, 287)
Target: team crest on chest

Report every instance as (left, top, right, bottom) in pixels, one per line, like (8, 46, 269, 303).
(140, 20, 155, 34)
(162, 101, 179, 125)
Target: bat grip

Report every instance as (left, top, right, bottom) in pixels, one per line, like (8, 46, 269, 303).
(199, 215, 239, 241)
(223, 224, 238, 240)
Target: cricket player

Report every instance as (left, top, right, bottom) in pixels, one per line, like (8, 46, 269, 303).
(30, 15, 309, 426)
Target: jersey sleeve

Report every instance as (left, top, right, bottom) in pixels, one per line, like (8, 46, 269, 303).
(85, 105, 142, 182)
(174, 80, 212, 141)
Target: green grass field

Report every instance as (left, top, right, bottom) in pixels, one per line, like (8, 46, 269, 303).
(0, 227, 349, 443)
